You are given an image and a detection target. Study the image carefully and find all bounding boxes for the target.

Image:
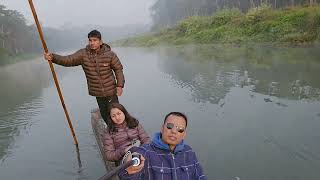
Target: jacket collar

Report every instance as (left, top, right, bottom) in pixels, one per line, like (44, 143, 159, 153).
(152, 132, 185, 154)
(86, 43, 111, 54)
(114, 121, 127, 128)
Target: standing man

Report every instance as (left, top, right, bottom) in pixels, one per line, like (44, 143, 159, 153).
(119, 112, 207, 180)
(44, 30, 125, 125)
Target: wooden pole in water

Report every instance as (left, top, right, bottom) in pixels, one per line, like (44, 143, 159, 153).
(27, 0, 79, 147)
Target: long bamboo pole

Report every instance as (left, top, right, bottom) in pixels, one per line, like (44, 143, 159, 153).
(27, 0, 79, 147)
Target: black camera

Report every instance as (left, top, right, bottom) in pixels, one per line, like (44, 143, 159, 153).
(131, 153, 141, 167)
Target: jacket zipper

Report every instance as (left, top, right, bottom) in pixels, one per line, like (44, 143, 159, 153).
(93, 53, 105, 95)
(171, 153, 177, 180)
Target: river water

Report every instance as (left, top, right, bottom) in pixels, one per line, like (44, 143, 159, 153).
(1, 45, 320, 180)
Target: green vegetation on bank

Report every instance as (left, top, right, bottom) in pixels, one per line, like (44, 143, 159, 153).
(117, 5, 320, 46)
(0, 48, 38, 66)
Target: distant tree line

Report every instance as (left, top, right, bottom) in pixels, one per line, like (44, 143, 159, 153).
(150, 0, 318, 29)
(0, 4, 149, 57)
(0, 4, 41, 55)
(0, 4, 90, 56)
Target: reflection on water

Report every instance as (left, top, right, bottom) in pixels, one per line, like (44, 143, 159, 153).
(159, 45, 320, 104)
(0, 46, 320, 180)
(0, 59, 62, 161)
(0, 99, 43, 161)
(157, 45, 320, 180)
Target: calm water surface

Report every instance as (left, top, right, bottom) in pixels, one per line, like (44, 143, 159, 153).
(1, 45, 320, 180)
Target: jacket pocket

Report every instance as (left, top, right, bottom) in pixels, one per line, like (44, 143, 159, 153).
(179, 165, 196, 180)
(151, 166, 172, 179)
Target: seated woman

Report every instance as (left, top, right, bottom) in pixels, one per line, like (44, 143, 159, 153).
(103, 103, 151, 163)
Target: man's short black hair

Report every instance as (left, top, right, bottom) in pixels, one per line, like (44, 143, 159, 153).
(163, 112, 188, 127)
(88, 30, 101, 40)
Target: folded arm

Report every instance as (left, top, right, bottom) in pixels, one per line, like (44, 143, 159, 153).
(103, 131, 126, 161)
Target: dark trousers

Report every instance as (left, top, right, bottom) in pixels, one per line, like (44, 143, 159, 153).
(96, 95, 119, 125)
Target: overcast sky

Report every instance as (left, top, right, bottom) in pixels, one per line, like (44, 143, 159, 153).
(2, 0, 154, 28)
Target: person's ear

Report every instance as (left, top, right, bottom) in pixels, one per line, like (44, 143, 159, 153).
(100, 40, 103, 45)
(182, 130, 187, 139)
(161, 124, 165, 134)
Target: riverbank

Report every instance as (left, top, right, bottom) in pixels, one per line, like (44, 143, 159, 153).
(116, 5, 320, 46)
(0, 49, 39, 66)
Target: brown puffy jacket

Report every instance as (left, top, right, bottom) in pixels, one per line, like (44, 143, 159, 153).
(103, 122, 151, 161)
(52, 43, 125, 97)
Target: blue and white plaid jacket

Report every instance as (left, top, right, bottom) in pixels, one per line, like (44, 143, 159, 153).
(119, 132, 207, 180)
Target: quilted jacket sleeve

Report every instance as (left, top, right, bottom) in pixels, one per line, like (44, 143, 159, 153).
(52, 49, 83, 67)
(110, 52, 125, 88)
(103, 129, 126, 161)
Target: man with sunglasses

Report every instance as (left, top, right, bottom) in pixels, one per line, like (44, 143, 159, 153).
(119, 112, 207, 180)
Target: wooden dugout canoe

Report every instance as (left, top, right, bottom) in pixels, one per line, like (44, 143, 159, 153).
(91, 109, 119, 180)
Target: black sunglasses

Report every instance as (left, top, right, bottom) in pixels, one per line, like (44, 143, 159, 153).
(166, 123, 185, 133)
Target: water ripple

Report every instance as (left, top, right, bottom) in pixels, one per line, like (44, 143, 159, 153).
(0, 97, 43, 160)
